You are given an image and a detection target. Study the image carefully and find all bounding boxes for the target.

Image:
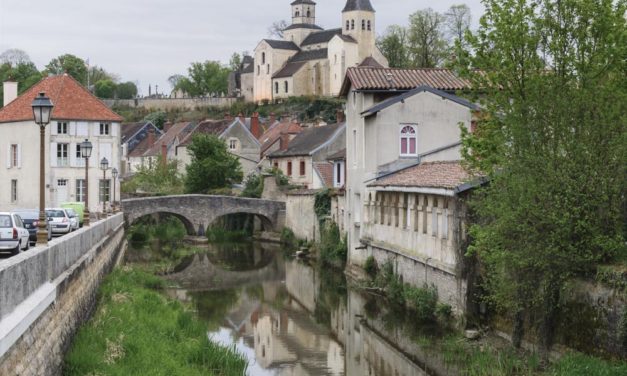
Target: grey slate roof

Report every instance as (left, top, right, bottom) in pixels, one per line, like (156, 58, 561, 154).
(301, 28, 342, 46)
(343, 0, 375, 12)
(290, 49, 328, 62)
(362, 85, 479, 117)
(291, 0, 316, 4)
(284, 23, 323, 31)
(268, 123, 345, 158)
(263, 39, 300, 51)
(273, 62, 307, 78)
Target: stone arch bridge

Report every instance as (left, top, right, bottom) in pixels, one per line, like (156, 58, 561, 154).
(122, 195, 286, 235)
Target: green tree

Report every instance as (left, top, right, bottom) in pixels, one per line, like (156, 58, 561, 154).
(88, 66, 118, 87)
(45, 54, 88, 85)
(408, 8, 449, 67)
(0, 61, 42, 107)
(461, 0, 626, 358)
(94, 79, 116, 99)
(185, 134, 243, 194)
(444, 4, 471, 46)
(143, 111, 167, 129)
(122, 157, 184, 195)
(176, 61, 230, 97)
(229, 53, 242, 71)
(116, 81, 138, 99)
(377, 25, 411, 68)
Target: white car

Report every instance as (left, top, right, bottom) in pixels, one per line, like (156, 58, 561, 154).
(45, 208, 72, 235)
(0, 212, 30, 256)
(65, 208, 80, 231)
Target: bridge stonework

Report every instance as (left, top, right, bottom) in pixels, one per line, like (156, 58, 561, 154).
(122, 195, 286, 235)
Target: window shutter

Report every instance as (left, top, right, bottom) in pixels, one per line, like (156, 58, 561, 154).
(69, 143, 76, 167)
(6, 145, 11, 169)
(50, 142, 57, 167)
(93, 123, 100, 136)
(69, 122, 76, 136)
(51, 123, 58, 136)
(112, 123, 119, 137)
(17, 144, 22, 168)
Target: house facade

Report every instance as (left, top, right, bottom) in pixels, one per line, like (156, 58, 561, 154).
(120, 121, 162, 176)
(237, 0, 388, 103)
(0, 74, 123, 213)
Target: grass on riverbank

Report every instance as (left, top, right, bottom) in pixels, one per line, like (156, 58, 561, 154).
(63, 267, 247, 376)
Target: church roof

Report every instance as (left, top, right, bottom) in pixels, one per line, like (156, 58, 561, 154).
(290, 49, 328, 62)
(301, 28, 342, 46)
(263, 39, 300, 51)
(273, 62, 307, 78)
(284, 23, 323, 31)
(343, 0, 375, 12)
(291, 0, 316, 4)
(359, 56, 384, 68)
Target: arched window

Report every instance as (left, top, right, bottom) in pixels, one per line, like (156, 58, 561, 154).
(261, 52, 266, 64)
(307, 8, 311, 17)
(284, 81, 289, 93)
(346, 20, 350, 31)
(351, 20, 355, 30)
(362, 20, 366, 30)
(267, 64, 270, 74)
(257, 65, 260, 75)
(295, 10, 300, 17)
(367, 20, 371, 31)
(400, 125, 417, 156)
(275, 82, 279, 94)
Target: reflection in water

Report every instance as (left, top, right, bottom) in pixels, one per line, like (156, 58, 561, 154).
(165, 242, 448, 376)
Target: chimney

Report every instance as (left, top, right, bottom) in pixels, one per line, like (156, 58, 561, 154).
(161, 143, 167, 167)
(3, 80, 18, 107)
(147, 128, 156, 146)
(279, 131, 290, 151)
(238, 112, 245, 124)
(251, 112, 261, 139)
(164, 121, 173, 133)
(269, 112, 276, 125)
(336, 109, 345, 124)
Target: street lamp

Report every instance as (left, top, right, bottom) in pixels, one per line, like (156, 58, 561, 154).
(111, 168, 118, 213)
(32, 92, 54, 246)
(80, 139, 93, 226)
(100, 157, 109, 217)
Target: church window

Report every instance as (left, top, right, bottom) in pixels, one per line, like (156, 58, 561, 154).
(295, 10, 300, 17)
(334, 54, 337, 64)
(275, 82, 279, 94)
(400, 125, 418, 156)
(284, 81, 289, 93)
(362, 20, 366, 30)
(261, 52, 266, 64)
(367, 20, 372, 31)
(346, 20, 350, 31)
(307, 8, 311, 17)
(267, 64, 270, 74)
(351, 20, 355, 30)
(257, 65, 260, 75)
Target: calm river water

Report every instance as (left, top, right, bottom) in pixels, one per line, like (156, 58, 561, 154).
(158, 241, 450, 376)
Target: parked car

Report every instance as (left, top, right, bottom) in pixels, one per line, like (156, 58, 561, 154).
(65, 208, 80, 231)
(0, 212, 30, 255)
(61, 202, 85, 227)
(45, 208, 72, 236)
(12, 209, 52, 245)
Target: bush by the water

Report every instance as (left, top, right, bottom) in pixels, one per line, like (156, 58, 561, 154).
(318, 221, 347, 267)
(364, 256, 379, 279)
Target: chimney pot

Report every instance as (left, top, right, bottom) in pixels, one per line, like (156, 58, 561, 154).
(251, 112, 261, 139)
(3, 80, 18, 107)
(279, 131, 290, 151)
(147, 127, 156, 146)
(161, 143, 167, 167)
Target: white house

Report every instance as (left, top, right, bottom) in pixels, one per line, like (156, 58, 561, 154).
(0, 74, 123, 214)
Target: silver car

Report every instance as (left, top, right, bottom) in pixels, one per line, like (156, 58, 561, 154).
(65, 208, 80, 231)
(0, 212, 30, 255)
(45, 208, 72, 235)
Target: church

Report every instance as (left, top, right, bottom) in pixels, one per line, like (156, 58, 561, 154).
(236, 0, 388, 103)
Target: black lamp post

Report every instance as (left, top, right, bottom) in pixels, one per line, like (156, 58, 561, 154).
(32, 92, 54, 246)
(80, 139, 93, 226)
(100, 157, 109, 217)
(111, 168, 118, 213)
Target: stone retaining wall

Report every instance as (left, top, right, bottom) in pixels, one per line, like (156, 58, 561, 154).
(103, 97, 238, 110)
(0, 214, 125, 375)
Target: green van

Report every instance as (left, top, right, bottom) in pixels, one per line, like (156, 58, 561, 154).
(61, 202, 85, 227)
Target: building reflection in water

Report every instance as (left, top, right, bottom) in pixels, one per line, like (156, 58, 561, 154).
(167, 243, 447, 376)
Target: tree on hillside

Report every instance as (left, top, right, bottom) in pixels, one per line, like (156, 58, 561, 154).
(229, 53, 242, 71)
(175, 61, 230, 97)
(444, 4, 471, 46)
(45, 54, 88, 85)
(407, 9, 449, 68)
(377, 25, 411, 68)
(460, 0, 626, 358)
(0, 49, 31, 66)
(185, 134, 243, 194)
(168, 74, 185, 90)
(116, 81, 138, 99)
(88, 66, 119, 87)
(0, 61, 42, 106)
(122, 157, 184, 195)
(268, 20, 289, 39)
(94, 79, 116, 99)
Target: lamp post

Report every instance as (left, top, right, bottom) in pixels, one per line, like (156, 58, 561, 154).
(80, 139, 93, 226)
(100, 157, 109, 217)
(32, 92, 54, 246)
(111, 168, 118, 213)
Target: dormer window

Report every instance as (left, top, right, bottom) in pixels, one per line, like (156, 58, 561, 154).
(400, 125, 417, 156)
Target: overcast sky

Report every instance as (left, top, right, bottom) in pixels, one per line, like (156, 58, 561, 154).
(0, 0, 484, 96)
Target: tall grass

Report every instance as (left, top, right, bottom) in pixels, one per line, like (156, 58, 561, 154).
(63, 268, 247, 376)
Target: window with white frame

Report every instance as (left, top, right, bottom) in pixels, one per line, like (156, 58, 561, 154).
(400, 125, 417, 157)
(57, 143, 69, 166)
(10, 180, 17, 202)
(100, 123, 110, 136)
(75, 144, 85, 166)
(76, 179, 86, 202)
(57, 122, 68, 134)
(99, 179, 110, 203)
(10, 144, 18, 167)
(228, 139, 238, 151)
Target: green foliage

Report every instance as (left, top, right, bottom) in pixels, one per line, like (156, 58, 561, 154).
(596, 265, 627, 293)
(94, 79, 116, 99)
(404, 285, 438, 321)
(620, 310, 627, 352)
(377, 26, 412, 68)
(0, 60, 42, 107)
(459, 0, 627, 354)
(144, 111, 167, 129)
(318, 221, 347, 267)
(185, 134, 243, 193)
(64, 268, 247, 375)
(122, 157, 184, 195)
(407, 8, 449, 68)
(548, 353, 627, 376)
(364, 256, 379, 279)
(45, 54, 88, 85)
(280, 227, 297, 248)
(116, 81, 138, 99)
(436, 303, 453, 319)
(241, 173, 263, 198)
(206, 228, 250, 243)
(314, 189, 332, 223)
(176, 61, 230, 97)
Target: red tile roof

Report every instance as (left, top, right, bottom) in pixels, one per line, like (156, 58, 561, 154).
(259, 120, 303, 156)
(0, 74, 123, 123)
(144, 122, 194, 157)
(340, 67, 471, 96)
(179, 119, 232, 146)
(314, 162, 334, 188)
(368, 161, 473, 190)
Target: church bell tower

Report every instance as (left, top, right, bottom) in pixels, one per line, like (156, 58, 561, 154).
(342, 0, 376, 62)
(291, 0, 316, 25)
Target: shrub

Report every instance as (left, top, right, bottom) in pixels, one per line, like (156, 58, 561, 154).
(404, 285, 438, 321)
(364, 256, 379, 279)
(436, 303, 453, 320)
(280, 227, 297, 247)
(620, 310, 627, 352)
(319, 221, 347, 267)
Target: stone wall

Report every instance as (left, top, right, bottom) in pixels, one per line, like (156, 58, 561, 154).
(103, 97, 238, 111)
(285, 191, 320, 242)
(0, 214, 125, 375)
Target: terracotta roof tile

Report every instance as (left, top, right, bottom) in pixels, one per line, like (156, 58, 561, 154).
(144, 122, 194, 156)
(179, 119, 232, 146)
(0, 74, 123, 123)
(340, 67, 471, 95)
(314, 162, 334, 188)
(369, 161, 473, 189)
(260, 120, 303, 156)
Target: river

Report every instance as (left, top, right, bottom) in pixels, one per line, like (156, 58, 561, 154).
(142, 240, 453, 376)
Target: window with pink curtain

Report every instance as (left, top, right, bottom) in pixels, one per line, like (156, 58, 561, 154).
(400, 125, 417, 156)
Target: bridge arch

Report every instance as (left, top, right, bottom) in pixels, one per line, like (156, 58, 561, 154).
(122, 195, 286, 236)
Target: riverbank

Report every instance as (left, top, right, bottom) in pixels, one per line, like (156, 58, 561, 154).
(63, 267, 247, 376)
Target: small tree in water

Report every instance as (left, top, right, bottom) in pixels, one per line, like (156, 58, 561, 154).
(185, 134, 243, 194)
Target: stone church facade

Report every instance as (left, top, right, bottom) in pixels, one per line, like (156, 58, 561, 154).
(236, 0, 388, 103)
